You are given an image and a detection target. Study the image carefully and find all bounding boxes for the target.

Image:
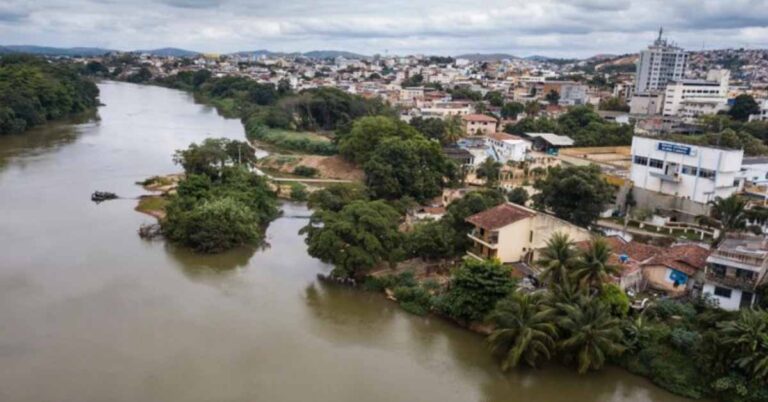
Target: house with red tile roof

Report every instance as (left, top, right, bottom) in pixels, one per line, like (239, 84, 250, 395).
(575, 235, 710, 294)
(461, 114, 497, 136)
(466, 202, 591, 264)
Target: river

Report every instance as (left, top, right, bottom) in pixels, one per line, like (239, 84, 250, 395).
(0, 81, 691, 402)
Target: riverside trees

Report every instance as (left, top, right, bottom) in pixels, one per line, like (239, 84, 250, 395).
(0, 55, 99, 134)
(161, 141, 278, 254)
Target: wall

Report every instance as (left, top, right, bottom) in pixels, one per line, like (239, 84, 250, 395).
(702, 283, 750, 311)
(631, 186, 710, 222)
(496, 218, 532, 263)
(643, 265, 688, 294)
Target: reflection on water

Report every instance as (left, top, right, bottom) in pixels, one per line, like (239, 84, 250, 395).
(0, 81, 692, 402)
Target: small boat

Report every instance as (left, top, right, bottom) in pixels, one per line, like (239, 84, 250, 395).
(91, 191, 118, 203)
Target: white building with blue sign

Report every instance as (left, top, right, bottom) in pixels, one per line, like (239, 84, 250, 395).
(630, 136, 744, 204)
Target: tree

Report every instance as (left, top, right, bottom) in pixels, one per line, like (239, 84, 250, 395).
(524, 101, 541, 117)
(484, 91, 504, 107)
(599, 97, 630, 112)
(533, 165, 615, 227)
(501, 102, 525, 119)
(407, 220, 455, 260)
(729, 94, 760, 122)
(709, 195, 748, 232)
(507, 187, 529, 205)
(442, 190, 506, 254)
(163, 197, 262, 253)
(409, 116, 446, 142)
(364, 136, 456, 201)
(598, 283, 630, 317)
(173, 138, 255, 178)
(475, 157, 502, 187)
(339, 116, 419, 164)
(300, 200, 403, 278)
(488, 292, 558, 369)
(571, 238, 621, 292)
(437, 259, 516, 322)
(537, 232, 578, 287)
(557, 297, 625, 373)
(717, 309, 768, 382)
(306, 183, 368, 212)
(443, 115, 464, 145)
(545, 90, 560, 106)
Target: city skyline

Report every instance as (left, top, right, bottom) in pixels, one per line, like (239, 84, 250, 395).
(2, 0, 768, 58)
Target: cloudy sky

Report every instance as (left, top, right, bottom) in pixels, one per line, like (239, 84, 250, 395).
(1, 0, 767, 57)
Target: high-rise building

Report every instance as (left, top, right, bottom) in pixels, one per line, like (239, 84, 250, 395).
(634, 28, 688, 94)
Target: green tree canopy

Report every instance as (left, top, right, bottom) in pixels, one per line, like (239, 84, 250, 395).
(556, 297, 625, 373)
(364, 136, 456, 201)
(300, 200, 404, 278)
(488, 291, 558, 370)
(729, 94, 760, 122)
(437, 259, 516, 322)
(533, 165, 615, 226)
(339, 116, 420, 164)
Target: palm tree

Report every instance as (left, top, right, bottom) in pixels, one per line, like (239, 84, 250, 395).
(718, 309, 768, 382)
(443, 115, 464, 145)
(709, 195, 747, 232)
(488, 292, 558, 370)
(537, 233, 578, 287)
(557, 297, 626, 373)
(571, 238, 621, 292)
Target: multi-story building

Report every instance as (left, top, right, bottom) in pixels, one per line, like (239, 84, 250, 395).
(462, 114, 497, 136)
(663, 70, 730, 121)
(630, 136, 744, 204)
(635, 29, 688, 95)
(749, 99, 768, 122)
(703, 234, 768, 310)
(541, 81, 588, 105)
(465, 203, 591, 264)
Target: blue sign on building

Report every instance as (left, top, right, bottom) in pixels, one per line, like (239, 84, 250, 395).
(657, 142, 692, 155)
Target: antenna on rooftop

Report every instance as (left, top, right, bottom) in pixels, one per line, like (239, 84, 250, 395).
(658, 26, 663, 42)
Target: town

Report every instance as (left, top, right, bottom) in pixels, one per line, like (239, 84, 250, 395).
(3, 4, 768, 402)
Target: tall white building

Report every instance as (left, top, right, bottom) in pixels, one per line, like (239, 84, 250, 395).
(663, 70, 730, 121)
(630, 136, 744, 204)
(635, 29, 688, 94)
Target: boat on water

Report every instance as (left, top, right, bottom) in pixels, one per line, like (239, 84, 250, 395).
(91, 191, 118, 202)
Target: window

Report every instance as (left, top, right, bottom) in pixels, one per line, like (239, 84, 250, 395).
(633, 155, 648, 165)
(699, 168, 716, 179)
(714, 286, 732, 298)
(681, 165, 698, 176)
(649, 159, 664, 169)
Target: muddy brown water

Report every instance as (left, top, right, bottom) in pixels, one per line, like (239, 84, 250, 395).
(0, 81, 692, 402)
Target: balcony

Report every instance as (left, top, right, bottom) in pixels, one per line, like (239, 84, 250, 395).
(468, 229, 498, 249)
(649, 171, 681, 182)
(705, 271, 760, 291)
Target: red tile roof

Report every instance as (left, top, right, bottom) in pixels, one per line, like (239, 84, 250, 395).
(466, 203, 534, 230)
(489, 132, 524, 141)
(643, 244, 710, 276)
(462, 114, 497, 123)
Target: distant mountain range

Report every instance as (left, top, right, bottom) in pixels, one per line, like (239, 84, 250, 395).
(0, 45, 201, 57)
(455, 53, 518, 61)
(231, 49, 367, 59)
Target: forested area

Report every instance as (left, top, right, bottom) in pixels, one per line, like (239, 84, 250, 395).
(0, 55, 99, 134)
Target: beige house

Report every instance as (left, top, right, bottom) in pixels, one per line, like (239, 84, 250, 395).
(465, 202, 592, 264)
(461, 114, 497, 136)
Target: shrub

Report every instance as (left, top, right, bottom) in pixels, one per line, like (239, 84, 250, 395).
(290, 183, 308, 201)
(293, 165, 319, 177)
(649, 300, 697, 321)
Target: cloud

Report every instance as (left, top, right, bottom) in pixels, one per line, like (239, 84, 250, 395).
(0, 0, 766, 57)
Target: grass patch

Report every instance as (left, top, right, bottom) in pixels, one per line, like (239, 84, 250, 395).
(136, 196, 169, 215)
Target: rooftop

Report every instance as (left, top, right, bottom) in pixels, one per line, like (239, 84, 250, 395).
(465, 203, 535, 230)
(489, 132, 526, 142)
(462, 114, 497, 123)
(525, 132, 575, 146)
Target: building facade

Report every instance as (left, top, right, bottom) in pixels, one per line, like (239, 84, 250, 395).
(630, 136, 744, 204)
(703, 234, 768, 310)
(663, 70, 730, 121)
(635, 30, 688, 94)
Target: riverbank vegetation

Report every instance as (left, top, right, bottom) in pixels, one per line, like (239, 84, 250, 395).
(155, 71, 394, 156)
(147, 138, 279, 253)
(0, 55, 99, 135)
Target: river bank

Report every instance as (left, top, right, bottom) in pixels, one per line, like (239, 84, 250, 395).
(0, 81, 694, 402)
